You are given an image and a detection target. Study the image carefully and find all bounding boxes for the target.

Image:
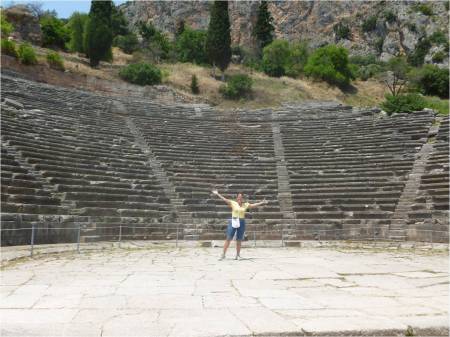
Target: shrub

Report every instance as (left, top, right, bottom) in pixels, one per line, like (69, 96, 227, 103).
(262, 40, 290, 77)
(219, 74, 252, 99)
(374, 37, 384, 54)
(410, 65, 449, 99)
(349, 54, 379, 66)
(432, 51, 446, 63)
(139, 22, 173, 61)
(190, 74, 199, 94)
(46, 51, 64, 70)
(381, 93, 427, 114)
(383, 10, 397, 23)
(1, 12, 13, 37)
(355, 64, 383, 81)
(407, 37, 431, 66)
(406, 22, 417, 33)
(362, 16, 377, 32)
(412, 3, 433, 16)
(285, 41, 309, 78)
(333, 22, 351, 40)
(119, 63, 162, 86)
(114, 33, 139, 54)
(423, 96, 449, 115)
(176, 28, 208, 64)
(304, 44, 354, 87)
(1, 39, 18, 58)
(428, 31, 447, 45)
(18, 43, 38, 65)
(40, 15, 70, 50)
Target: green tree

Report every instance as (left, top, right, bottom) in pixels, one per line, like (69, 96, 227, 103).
(40, 15, 70, 50)
(261, 39, 290, 77)
(68, 12, 88, 53)
(111, 5, 129, 38)
(176, 28, 207, 64)
(85, 0, 113, 67)
(286, 41, 309, 77)
(139, 22, 172, 61)
(206, 0, 231, 79)
(254, 1, 275, 52)
(304, 44, 354, 87)
(410, 65, 449, 99)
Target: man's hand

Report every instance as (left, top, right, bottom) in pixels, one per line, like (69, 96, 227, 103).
(212, 190, 219, 195)
(263, 199, 269, 205)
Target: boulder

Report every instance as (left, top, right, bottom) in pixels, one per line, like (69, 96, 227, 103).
(3, 5, 42, 45)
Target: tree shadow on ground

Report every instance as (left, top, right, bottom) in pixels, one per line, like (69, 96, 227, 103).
(339, 82, 358, 94)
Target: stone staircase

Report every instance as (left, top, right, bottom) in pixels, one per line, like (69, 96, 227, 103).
(271, 111, 295, 220)
(389, 143, 434, 241)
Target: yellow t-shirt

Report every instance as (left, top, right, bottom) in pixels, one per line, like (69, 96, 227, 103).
(230, 200, 250, 219)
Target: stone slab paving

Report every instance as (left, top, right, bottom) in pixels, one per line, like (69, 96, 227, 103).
(0, 244, 448, 336)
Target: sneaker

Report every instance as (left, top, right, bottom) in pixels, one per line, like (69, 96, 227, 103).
(218, 253, 225, 261)
(235, 255, 243, 260)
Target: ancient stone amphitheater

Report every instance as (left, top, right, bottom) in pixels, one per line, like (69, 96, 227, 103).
(1, 71, 449, 246)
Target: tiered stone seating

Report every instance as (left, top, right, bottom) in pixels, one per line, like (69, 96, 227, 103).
(278, 107, 437, 241)
(1, 144, 72, 245)
(1, 72, 448, 245)
(412, 116, 449, 242)
(125, 101, 282, 239)
(1, 74, 173, 244)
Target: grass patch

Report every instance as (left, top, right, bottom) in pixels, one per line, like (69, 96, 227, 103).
(423, 96, 449, 115)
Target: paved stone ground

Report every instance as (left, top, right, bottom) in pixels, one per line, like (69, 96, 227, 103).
(0, 243, 448, 336)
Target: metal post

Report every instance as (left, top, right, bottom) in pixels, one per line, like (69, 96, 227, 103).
(76, 224, 81, 254)
(373, 227, 376, 247)
(281, 228, 284, 247)
(176, 224, 179, 248)
(118, 225, 122, 248)
(253, 231, 256, 247)
(30, 223, 35, 257)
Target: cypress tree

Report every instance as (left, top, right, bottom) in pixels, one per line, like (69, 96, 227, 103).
(85, 0, 113, 67)
(206, 1, 231, 78)
(254, 1, 275, 52)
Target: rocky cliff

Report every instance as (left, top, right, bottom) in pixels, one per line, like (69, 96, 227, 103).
(121, 0, 449, 62)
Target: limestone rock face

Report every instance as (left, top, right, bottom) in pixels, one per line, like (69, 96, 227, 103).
(121, 0, 449, 62)
(3, 5, 42, 45)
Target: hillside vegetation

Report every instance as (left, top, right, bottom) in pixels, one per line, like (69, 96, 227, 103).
(1, 1, 448, 115)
